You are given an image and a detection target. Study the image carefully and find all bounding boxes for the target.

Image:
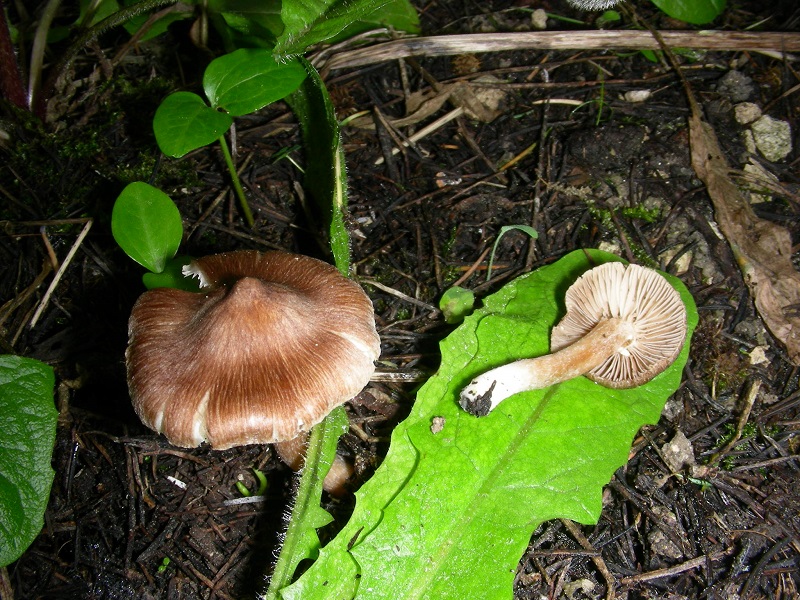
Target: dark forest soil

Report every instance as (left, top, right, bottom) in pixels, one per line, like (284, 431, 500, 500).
(1, 1, 799, 599)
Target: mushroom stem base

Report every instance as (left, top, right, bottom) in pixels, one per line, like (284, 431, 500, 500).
(459, 318, 634, 416)
(275, 436, 353, 497)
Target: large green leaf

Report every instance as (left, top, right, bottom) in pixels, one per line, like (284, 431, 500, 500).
(112, 182, 184, 273)
(323, 0, 420, 46)
(0, 356, 57, 567)
(275, 0, 415, 56)
(285, 58, 350, 274)
(284, 249, 698, 599)
(203, 48, 307, 117)
(650, 0, 725, 24)
(153, 91, 233, 158)
(210, 0, 282, 46)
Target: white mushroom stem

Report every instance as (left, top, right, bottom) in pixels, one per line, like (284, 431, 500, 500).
(274, 436, 354, 498)
(459, 318, 636, 416)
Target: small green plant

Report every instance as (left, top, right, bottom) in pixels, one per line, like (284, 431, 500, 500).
(236, 468, 269, 497)
(0, 355, 57, 567)
(111, 182, 198, 290)
(487, 225, 539, 282)
(439, 225, 537, 324)
(151, 49, 307, 226)
(157, 556, 171, 573)
(714, 421, 759, 451)
(439, 286, 475, 324)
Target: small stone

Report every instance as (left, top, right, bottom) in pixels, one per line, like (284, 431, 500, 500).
(462, 75, 508, 121)
(734, 102, 761, 125)
(659, 246, 692, 275)
(562, 578, 595, 600)
(748, 346, 769, 365)
(661, 429, 694, 472)
(661, 397, 684, 422)
(430, 416, 445, 434)
(750, 115, 792, 161)
(717, 70, 756, 103)
(733, 318, 768, 346)
(531, 8, 548, 30)
(624, 89, 652, 103)
(648, 506, 686, 560)
(742, 128, 756, 155)
(597, 240, 622, 255)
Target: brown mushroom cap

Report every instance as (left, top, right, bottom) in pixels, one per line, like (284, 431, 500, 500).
(550, 261, 687, 388)
(126, 250, 381, 450)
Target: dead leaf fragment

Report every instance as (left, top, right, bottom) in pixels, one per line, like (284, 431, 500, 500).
(351, 80, 506, 130)
(688, 112, 800, 364)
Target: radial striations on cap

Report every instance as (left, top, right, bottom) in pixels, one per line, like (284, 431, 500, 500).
(126, 250, 381, 450)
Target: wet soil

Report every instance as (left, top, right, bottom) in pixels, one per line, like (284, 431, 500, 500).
(1, 1, 799, 599)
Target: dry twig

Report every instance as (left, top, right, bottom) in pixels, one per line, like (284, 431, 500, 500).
(325, 31, 800, 71)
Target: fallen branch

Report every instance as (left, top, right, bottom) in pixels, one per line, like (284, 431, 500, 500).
(325, 30, 800, 70)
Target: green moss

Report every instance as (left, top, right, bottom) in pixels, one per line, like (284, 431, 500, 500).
(1, 72, 204, 221)
(620, 204, 660, 223)
(585, 199, 660, 228)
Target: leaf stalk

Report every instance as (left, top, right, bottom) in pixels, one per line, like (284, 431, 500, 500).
(217, 135, 255, 227)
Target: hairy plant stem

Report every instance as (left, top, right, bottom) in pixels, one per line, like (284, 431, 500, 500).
(261, 412, 344, 600)
(217, 135, 255, 227)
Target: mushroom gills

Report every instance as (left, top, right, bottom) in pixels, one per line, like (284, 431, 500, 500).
(458, 261, 687, 417)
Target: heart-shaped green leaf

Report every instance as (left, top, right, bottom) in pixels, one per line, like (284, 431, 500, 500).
(153, 91, 232, 158)
(284, 250, 698, 600)
(0, 355, 56, 567)
(112, 182, 184, 273)
(203, 48, 306, 117)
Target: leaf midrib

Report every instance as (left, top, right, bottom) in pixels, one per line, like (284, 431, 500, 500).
(398, 387, 558, 600)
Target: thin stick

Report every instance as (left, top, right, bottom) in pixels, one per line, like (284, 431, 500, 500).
(374, 106, 464, 165)
(325, 31, 800, 71)
(620, 548, 733, 585)
(707, 379, 761, 466)
(218, 134, 255, 227)
(29, 219, 93, 328)
(362, 279, 440, 314)
(450, 246, 492, 288)
(560, 519, 616, 600)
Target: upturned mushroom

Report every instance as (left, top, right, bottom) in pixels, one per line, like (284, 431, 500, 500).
(126, 250, 381, 492)
(459, 262, 687, 416)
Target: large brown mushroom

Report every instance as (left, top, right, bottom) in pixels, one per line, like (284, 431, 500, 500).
(126, 250, 381, 490)
(459, 262, 687, 416)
